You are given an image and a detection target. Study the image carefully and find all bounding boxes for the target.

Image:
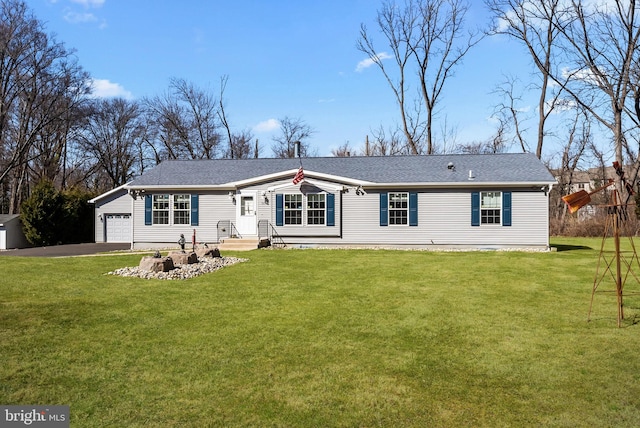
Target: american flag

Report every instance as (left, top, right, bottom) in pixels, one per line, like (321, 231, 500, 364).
(292, 167, 304, 184)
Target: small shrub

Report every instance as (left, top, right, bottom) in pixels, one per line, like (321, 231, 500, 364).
(552, 207, 640, 237)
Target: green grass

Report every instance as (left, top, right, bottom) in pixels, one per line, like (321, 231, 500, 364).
(2, 238, 640, 427)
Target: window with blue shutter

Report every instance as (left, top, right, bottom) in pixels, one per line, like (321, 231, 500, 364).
(327, 193, 335, 226)
(502, 191, 512, 227)
(144, 194, 152, 226)
(472, 191, 512, 226)
(409, 192, 418, 226)
(276, 194, 284, 226)
(380, 193, 388, 226)
(471, 192, 480, 226)
(191, 194, 199, 226)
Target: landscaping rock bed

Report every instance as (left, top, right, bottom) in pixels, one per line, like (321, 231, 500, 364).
(107, 256, 247, 280)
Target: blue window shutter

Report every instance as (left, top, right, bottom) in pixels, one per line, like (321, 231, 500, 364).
(380, 193, 388, 226)
(327, 193, 335, 226)
(409, 192, 418, 226)
(191, 194, 199, 226)
(502, 191, 512, 226)
(145, 194, 152, 226)
(276, 194, 283, 226)
(471, 192, 480, 227)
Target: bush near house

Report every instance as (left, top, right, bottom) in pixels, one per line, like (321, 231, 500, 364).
(20, 180, 94, 246)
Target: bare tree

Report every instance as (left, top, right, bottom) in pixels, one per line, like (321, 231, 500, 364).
(551, 107, 590, 221)
(331, 142, 355, 157)
(553, 1, 640, 169)
(358, 0, 480, 154)
(77, 98, 145, 190)
(491, 75, 530, 153)
(486, 0, 568, 159)
(369, 125, 409, 155)
(145, 78, 222, 160)
(227, 130, 257, 159)
(217, 75, 258, 159)
(455, 118, 507, 154)
(271, 116, 315, 158)
(0, 0, 91, 213)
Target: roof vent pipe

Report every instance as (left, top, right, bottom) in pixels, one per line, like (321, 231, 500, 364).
(468, 170, 475, 180)
(294, 141, 301, 158)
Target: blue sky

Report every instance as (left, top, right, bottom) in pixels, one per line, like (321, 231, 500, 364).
(27, 0, 536, 157)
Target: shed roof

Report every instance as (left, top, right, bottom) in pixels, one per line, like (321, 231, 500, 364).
(0, 214, 19, 226)
(127, 153, 555, 188)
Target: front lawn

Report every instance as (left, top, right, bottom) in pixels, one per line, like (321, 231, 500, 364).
(1, 239, 640, 427)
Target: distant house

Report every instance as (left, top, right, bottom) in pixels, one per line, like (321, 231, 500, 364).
(0, 214, 29, 250)
(90, 153, 556, 250)
(553, 165, 636, 218)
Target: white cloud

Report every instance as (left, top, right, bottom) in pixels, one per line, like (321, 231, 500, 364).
(562, 66, 602, 86)
(64, 11, 97, 23)
(91, 79, 133, 99)
(546, 98, 577, 114)
(71, 0, 105, 7)
(253, 119, 280, 133)
(355, 52, 392, 72)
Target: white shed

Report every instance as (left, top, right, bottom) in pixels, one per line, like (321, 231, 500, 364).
(0, 214, 29, 250)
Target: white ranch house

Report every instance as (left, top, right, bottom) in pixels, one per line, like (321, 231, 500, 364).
(90, 153, 556, 250)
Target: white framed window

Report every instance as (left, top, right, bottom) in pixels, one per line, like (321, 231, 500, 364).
(173, 194, 191, 225)
(389, 192, 408, 225)
(241, 196, 255, 216)
(481, 191, 501, 224)
(307, 194, 325, 225)
(152, 194, 170, 225)
(284, 194, 303, 225)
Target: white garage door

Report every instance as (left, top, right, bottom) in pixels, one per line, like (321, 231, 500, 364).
(0, 229, 6, 250)
(105, 214, 131, 243)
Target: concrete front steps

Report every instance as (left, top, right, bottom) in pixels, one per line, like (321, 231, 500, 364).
(217, 237, 260, 251)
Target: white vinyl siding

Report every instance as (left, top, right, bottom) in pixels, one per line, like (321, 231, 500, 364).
(126, 180, 549, 249)
(92, 187, 132, 243)
(132, 191, 235, 248)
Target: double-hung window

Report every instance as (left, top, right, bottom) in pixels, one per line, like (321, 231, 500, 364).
(152, 194, 170, 225)
(284, 194, 303, 225)
(471, 191, 511, 227)
(307, 194, 326, 225)
(389, 192, 408, 225)
(480, 191, 501, 224)
(380, 192, 418, 227)
(276, 193, 335, 227)
(173, 194, 191, 225)
(146, 194, 198, 226)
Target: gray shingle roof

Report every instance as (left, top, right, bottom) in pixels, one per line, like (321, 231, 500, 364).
(0, 214, 19, 225)
(128, 153, 555, 187)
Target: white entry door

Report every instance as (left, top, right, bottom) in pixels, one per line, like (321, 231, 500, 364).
(236, 191, 257, 236)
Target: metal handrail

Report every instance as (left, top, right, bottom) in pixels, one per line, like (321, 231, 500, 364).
(216, 220, 242, 243)
(258, 219, 286, 248)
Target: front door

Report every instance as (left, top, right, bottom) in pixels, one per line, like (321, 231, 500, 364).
(236, 191, 257, 236)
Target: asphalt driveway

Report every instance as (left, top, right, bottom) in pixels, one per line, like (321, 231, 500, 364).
(0, 243, 131, 257)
